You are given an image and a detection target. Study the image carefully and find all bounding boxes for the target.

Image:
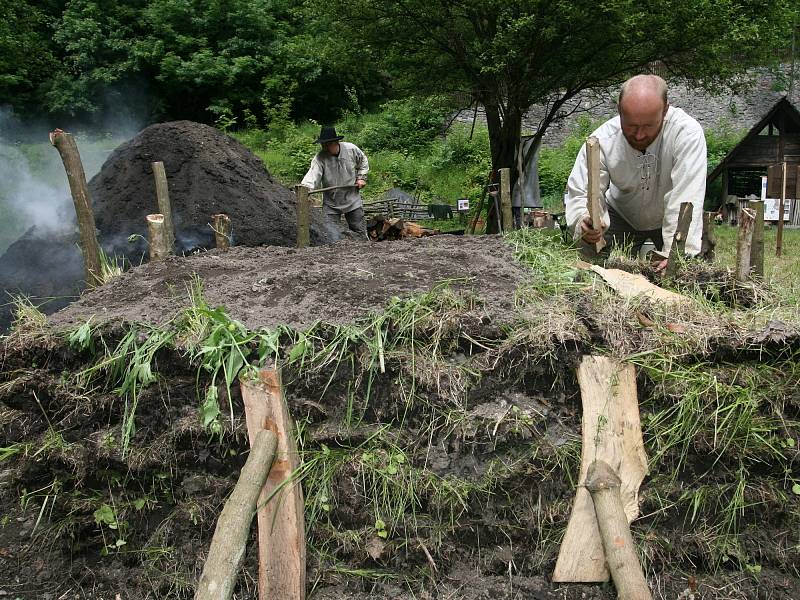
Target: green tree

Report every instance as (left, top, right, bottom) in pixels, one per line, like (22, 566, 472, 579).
(316, 0, 797, 231)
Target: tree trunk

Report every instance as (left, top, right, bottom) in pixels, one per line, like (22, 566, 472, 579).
(485, 102, 522, 234)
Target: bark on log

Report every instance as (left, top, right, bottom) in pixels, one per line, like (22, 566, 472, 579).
(586, 137, 607, 253)
(749, 201, 764, 277)
(665, 202, 692, 278)
(240, 365, 306, 600)
(585, 460, 652, 600)
(146, 214, 170, 262)
(194, 430, 278, 600)
(736, 208, 756, 282)
(152, 161, 176, 252)
(212, 214, 232, 250)
(700, 211, 716, 262)
(49, 129, 102, 287)
(295, 185, 311, 248)
(500, 168, 513, 234)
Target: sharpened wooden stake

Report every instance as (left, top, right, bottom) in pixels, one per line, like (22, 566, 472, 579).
(586, 137, 607, 253)
(49, 129, 103, 287)
(749, 201, 764, 277)
(195, 430, 278, 600)
(152, 161, 176, 252)
(500, 167, 513, 234)
(736, 207, 756, 282)
(585, 460, 653, 600)
(700, 211, 716, 262)
(146, 214, 170, 262)
(212, 213, 231, 250)
(296, 185, 311, 248)
(240, 364, 306, 600)
(665, 202, 692, 278)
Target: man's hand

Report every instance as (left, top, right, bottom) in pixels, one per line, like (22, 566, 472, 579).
(356, 179, 366, 189)
(579, 215, 606, 244)
(652, 258, 668, 273)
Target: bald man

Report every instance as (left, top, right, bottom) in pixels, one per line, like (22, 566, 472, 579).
(565, 75, 707, 270)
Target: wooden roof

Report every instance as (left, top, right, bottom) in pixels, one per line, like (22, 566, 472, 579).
(707, 97, 800, 184)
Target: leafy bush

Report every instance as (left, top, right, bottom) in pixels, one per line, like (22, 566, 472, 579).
(538, 116, 601, 198)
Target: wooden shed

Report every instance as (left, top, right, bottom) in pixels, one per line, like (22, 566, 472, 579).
(708, 97, 800, 223)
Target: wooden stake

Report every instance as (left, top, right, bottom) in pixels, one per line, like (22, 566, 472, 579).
(240, 365, 306, 600)
(152, 161, 176, 252)
(586, 137, 607, 253)
(585, 460, 653, 600)
(665, 202, 693, 278)
(700, 211, 716, 262)
(212, 214, 231, 250)
(777, 161, 786, 257)
(195, 429, 278, 600)
(49, 129, 103, 287)
(736, 207, 756, 282)
(146, 214, 170, 262)
(500, 167, 513, 234)
(749, 201, 764, 277)
(295, 185, 310, 248)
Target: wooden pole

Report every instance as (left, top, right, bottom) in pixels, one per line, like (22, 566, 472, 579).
(295, 185, 311, 248)
(665, 202, 693, 278)
(49, 129, 102, 287)
(700, 211, 716, 262)
(152, 161, 175, 252)
(240, 364, 306, 600)
(777, 162, 787, 257)
(195, 430, 278, 600)
(500, 167, 513, 234)
(585, 460, 653, 600)
(212, 214, 231, 250)
(146, 214, 170, 262)
(749, 200, 765, 277)
(586, 137, 607, 253)
(735, 207, 756, 282)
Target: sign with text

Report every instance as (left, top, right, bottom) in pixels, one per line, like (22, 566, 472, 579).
(761, 175, 791, 221)
(457, 198, 470, 212)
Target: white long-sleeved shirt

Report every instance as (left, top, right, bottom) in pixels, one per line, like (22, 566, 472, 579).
(301, 141, 370, 213)
(565, 106, 707, 256)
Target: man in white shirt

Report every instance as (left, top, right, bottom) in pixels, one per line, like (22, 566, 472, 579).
(565, 75, 707, 270)
(301, 126, 370, 239)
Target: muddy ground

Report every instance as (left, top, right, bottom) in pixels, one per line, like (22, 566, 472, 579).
(1, 234, 798, 600)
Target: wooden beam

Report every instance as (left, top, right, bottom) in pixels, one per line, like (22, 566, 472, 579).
(553, 356, 648, 582)
(749, 201, 764, 277)
(240, 365, 306, 600)
(584, 264, 688, 306)
(700, 211, 716, 262)
(195, 429, 278, 600)
(212, 214, 231, 250)
(500, 167, 513, 233)
(152, 161, 176, 252)
(146, 214, 170, 262)
(295, 185, 311, 248)
(665, 202, 692, 278)
(49, 129, 103, 287)
(736, 207, 756, 281)
(586, 137, 607, 253)
(777, 162, 786, 257)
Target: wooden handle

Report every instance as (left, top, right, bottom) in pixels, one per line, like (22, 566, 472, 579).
(586, 137, 607, 253)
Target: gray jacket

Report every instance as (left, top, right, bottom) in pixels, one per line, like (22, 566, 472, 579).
(301, 141, 370, 213)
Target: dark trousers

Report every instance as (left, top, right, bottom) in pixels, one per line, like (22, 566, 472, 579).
(324, 206, 367, 240)
(580, 206, 663, 258)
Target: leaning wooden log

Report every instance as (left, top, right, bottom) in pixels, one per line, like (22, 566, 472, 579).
(586, 136, 607, 254)
(49, 129, 103, 287)
(146, 214, 170, 262)
(500, 167, 513, 234)
(152, 161, 176, 252)
(212, 214, 232, 250)
(295, 185, 311, 248)
(700, 211, 716, 262)
(735, 207, 756, 282)
(585, 460, 652, 600)
(240, 364, 306, 600)
(749, 200, 764, 277)
(665, 202, 692, 278)
(553, 356, 648, 582)
(194, 429, 278, 600)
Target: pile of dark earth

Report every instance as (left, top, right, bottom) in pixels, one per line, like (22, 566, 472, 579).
(0, 120, 339, 330)
(0, 235, 798, 600)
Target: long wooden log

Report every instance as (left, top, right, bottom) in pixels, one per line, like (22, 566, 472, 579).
(212, 214, 231, 250)
(152, 161, 176, 252)
(194, 429, 278, 600)
(749, 200, 764, 277)
(586, 137, 607, 253)
(700, 211, 716, 262)
(777, 161, 786, 257)
(295, 185, 311, 248)
(585, 460, 652, 600)
(49, 129, 103, 287)
(735, 207, 756, 282)
(240, 365, 306, 600)
(146, 214, 170, 262)
(665, 202, 693, 278)
(500, 167, 513, 234)
(553, 356, 648, 582)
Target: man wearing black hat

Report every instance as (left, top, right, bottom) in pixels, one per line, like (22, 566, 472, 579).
(301, 126, 370, 239)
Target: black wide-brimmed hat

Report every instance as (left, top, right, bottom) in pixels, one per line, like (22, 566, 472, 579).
(315, 126, 344, 144)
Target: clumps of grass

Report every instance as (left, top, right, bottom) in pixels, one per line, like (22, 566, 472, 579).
(506, 228, 583, 297)
(5, 295, 51, 347)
